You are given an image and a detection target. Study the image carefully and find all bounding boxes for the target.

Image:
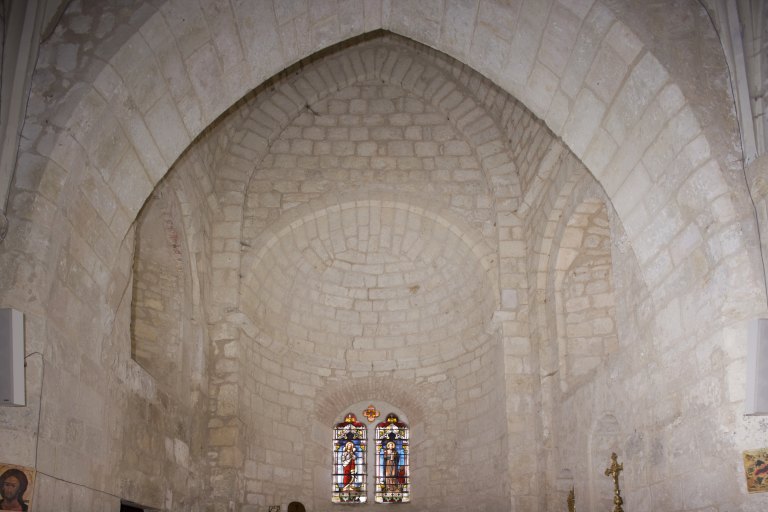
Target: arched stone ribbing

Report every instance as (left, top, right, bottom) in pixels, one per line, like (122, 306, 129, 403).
(1, 1, 766, 511)
(237, 192, 499, 369)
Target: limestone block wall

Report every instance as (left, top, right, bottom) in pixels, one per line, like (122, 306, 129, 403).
(225, 328, 508, 512)
(526, 152, 768, 512)
(241, 81, 493, 242)
(189, 36, 549, 509)
(186, 35, 564, 511)
(1, 1, 767, 512)
(556, 199, 617, 392)
(527, 171, 625, 510)
(537, 194, 664, 511)
(0, 13, 220, 498)
(228, 193, 505, 510)
(0, 1, 218, 504)
(132, 181, 188, 394)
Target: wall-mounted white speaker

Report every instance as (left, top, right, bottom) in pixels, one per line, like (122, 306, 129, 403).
(746, 318, 768, 415)
(0, 308, 25, 406)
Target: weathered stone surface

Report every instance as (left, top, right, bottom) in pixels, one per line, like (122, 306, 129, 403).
(1, 3, 766, 512)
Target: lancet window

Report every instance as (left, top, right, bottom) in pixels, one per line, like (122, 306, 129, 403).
(375, 413, 410, 503)
(332, 413, 367, 503)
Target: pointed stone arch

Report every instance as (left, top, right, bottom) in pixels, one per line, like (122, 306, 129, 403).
(8, 0, 759, 325)
(1, 2, 765, 511)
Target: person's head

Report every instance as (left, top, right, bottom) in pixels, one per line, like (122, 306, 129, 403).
(345, 441, 355, 453)
(0, 469, 28, 504)
(287, 501, 306, 512)
(386, 441, 395, 450)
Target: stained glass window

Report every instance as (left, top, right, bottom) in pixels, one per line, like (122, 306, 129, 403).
(333, 413, 367, 503)
(375, 413, 410, 503)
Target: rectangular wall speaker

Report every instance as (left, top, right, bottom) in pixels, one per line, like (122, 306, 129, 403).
(0, 308, 25, 406)
(746, 318, 768, 415)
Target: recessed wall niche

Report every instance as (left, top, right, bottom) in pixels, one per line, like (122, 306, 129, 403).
(130, 178, 192, 398)
(555, 198, 618, 393)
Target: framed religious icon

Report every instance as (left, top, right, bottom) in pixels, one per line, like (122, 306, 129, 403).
(743, 448, 768, 493)
(0, 463, 35, 511)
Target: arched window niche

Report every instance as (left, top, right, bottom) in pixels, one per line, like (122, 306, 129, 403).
(332, 402, 411, 505)
(333, 413, 368, 503)
(375, 413, 410, 503)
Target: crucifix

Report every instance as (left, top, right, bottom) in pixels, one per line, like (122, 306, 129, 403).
(604, 452, 624, 512)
